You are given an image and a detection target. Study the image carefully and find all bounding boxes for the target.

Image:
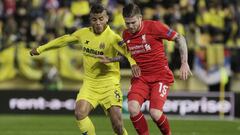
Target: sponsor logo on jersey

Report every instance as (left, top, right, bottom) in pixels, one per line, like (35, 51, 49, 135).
(127, 34, 152, 55)
(144, 44, 151, 51)
(83, 47, 104, 55)
(128, 43, 151, 55)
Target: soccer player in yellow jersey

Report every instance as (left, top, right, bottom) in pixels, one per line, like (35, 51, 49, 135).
(30, 3, 141, 135)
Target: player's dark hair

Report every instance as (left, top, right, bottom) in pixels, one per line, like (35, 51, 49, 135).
(122, 3, 141, 17)
(90, 3, 106, 14)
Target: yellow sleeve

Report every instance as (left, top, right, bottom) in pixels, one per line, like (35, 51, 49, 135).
(37, 34, 78, 54)
(113, 35, 136, 66)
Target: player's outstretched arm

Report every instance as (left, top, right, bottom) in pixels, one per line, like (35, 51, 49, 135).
(29, 35, 78, 56)
(174, 34, 192, 80)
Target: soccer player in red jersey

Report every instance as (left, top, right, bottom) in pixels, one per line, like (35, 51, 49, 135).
(121, 3, 192, 135)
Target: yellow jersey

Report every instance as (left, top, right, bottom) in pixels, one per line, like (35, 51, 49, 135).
(37, 25, 135, 81)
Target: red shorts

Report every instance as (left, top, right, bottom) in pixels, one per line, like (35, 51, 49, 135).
(127, 76, 171, 111)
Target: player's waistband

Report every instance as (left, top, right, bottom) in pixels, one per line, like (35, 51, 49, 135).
(84, 76, 119, 83)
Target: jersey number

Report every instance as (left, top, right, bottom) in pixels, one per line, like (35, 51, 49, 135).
(159, 82, 168, 97)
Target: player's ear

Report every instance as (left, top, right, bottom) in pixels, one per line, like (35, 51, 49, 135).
(137, 15, 142, 21)
(106, 15, 109, 22)
(103, 10, 109, 22)
(105, 14, 109, 22)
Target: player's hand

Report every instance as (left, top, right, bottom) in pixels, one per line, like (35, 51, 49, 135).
(95, 55, 111, 63)
(131, 64, 141, 78)
(29, 48, 40, 56)
(179, 62, 192, 80)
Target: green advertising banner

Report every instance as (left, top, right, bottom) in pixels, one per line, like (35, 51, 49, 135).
(0, 90, 237, 118)
(121, 92, 235, 119)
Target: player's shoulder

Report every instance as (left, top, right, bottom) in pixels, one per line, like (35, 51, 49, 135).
(105, 26, 121, 39)
(143, 20, 164, 26)
(106, 26, 118, 35)
(74, 27, 91, 34)
(144, 20, 170, 32)
(71, 27, 92, 39)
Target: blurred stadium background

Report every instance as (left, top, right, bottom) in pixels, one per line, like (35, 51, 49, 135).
(0, 0, 240, 135)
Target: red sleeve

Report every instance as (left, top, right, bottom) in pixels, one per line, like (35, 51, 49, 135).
(152, 21, 177, 41)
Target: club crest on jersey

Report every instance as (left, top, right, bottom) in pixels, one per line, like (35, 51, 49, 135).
(99, 42, 105, 49)
(141, 34, 146, 44)
(142, 34, 151, 51)
(144, 44, 151, 51)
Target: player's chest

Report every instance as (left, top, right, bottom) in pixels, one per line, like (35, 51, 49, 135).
(126, 34, 159, 55)
(81, 36, 112, 53)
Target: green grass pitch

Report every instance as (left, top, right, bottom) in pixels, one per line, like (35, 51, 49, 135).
(0, 115, 240, 135)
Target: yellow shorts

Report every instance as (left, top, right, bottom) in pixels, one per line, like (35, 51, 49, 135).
(76, 79, 122, 112)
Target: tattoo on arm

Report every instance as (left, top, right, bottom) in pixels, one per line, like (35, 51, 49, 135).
(175, 34, 188, 64)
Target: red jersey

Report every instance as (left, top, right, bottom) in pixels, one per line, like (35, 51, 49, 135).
(123, 20, 177, 84)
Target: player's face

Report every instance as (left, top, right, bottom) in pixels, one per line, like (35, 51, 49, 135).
(90, 11, 109, 34)
(124, 15, 142, 34)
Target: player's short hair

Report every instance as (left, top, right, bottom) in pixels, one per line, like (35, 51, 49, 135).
(122, 3, 141, 18)
(90, 3, 107, 14)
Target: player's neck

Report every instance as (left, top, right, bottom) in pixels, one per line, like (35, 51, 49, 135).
(138, 22, 143, 31)
(92, 25, 108, 35)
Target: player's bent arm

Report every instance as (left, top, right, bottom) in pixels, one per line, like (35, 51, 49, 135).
(173, 34, 192, 79)
(36, 35, 78, 54)
(113, 43, 141, 77)
(113, 43, 136, 66)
